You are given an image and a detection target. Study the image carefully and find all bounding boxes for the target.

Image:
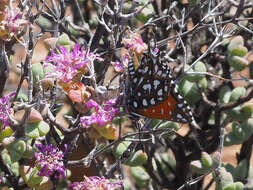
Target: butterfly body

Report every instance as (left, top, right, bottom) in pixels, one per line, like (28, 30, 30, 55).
(126, 51, 194, 123)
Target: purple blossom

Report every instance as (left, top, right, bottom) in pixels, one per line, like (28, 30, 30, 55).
(111, 52, 130, 73)
(33, 144, 66, 178)
(80, 98, 118, 127)
(85, 99, 100, 110)
(45, 43, 103, 83)
(122, 53, 130, 65)
(122, 33, 148, 54)
(111, 60, 125, 73)
(0, 6, 28, 40)
(69, 176, 123, 190)
(0, 92, 15, 129)
(4, 8, 22, 32)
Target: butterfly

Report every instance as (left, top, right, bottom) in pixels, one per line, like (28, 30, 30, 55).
(126, 50, 194, 123)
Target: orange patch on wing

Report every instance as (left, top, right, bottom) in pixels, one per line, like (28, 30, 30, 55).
(139, 95, 177, 120)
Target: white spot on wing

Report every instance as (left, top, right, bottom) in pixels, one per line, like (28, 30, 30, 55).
(154, 65, 158, 72)
(137, 77, 144, 86)
(129, 66, 134, 71)
(177, 114, 183, 119)
(157, 89, 163, 96)
(150, 98, 155, 105)
(154, 80, 160, 89)
(133, 101, 138, 108)
(143, 84, 152, 93)
(143, 99, 148, 106)
(178, 104, 183, 108)
(133, 78, 137, 83)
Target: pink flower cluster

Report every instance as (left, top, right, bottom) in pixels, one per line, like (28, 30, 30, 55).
(111, 60, 125, 73)
(0, 92, 15, 129)
(122, 33, 148, 54)
(69, 176, 123, 190)
(45, 44, 103, 83)
(111, 53, 129, 73)
(0, 6, 27, 40)
(80, 98, 118, 127)
(33, 144, 66, 178)
(112, 33, 147, 73)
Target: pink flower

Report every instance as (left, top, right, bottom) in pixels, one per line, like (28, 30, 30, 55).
(0, 92, 15, 129)
(111, 52, 130, 73)
(111, 60, 125, 73)
(122, 53, 130, 65)
(0, 6, 28, 40)
(45, 43, 103, 83)
(122, 33, 148, 54)
(69, 176, 123, 190)
(32, 144, 66, 178)
(80, 98, 118, 127)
